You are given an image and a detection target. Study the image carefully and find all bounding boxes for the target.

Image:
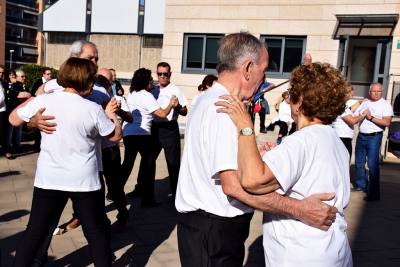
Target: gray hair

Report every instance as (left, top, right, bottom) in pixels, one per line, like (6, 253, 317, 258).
(216, 32, 263, 74)
(369, 82, 382, 91)
(16, 70, 25, 77)
(68, 40, 98, 58)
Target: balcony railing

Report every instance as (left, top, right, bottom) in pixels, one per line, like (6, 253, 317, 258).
(6, 16, 37, 27)
(6, 35, 37, 45)
(7, 0, 37, 9)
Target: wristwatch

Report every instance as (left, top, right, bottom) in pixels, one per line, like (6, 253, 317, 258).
(238, 127, 255, 138)
(369, 116, 374, 122)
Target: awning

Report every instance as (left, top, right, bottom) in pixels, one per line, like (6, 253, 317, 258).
(22, 47, 38, 55)
(333, 14, 399, 39)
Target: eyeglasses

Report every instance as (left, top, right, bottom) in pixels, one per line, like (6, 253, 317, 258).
(20, 76, 26, 78)
(157, 72, 169, 77)
(44, 72, 52, 75)
(370, 91, 382, 93)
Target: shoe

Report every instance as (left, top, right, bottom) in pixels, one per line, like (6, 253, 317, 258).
(350, 187, 366, 193)
(260, 128, 267, 133)
(116, 219, 129, 233)
(110, 252, 117, 264)
(363, 195, 380, 201)
(141, 199, 161, 207)
(276, 138, 282, 145)
(105, 192, 113, 202)
(66, 218, 81, 230)
(6, 154, 16, 160)
(128, 189, 143, 197)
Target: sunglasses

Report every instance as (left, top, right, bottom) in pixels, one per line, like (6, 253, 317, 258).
(157, 72, 169, 77)
(20, 76, 26, 78)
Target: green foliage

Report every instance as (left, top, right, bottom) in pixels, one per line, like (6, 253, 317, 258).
(16, 64, 58, 93)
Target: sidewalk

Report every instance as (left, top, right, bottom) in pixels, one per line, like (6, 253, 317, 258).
(0, 140, 400, 266)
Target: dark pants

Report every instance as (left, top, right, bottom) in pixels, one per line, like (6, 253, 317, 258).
(122, 135, 156, 202)
(340, 137, 353, 162)
(0, 111, 12, 154)
(102, 145, 129, 220)
(277, 121, 296, 136)
(250, 106, 266, 130)
(177, 211, 253, 267)
(149, 121, 181, 197)
(13, 187, 111, 267)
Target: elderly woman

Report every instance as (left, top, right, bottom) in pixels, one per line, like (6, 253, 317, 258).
(217, 62, 352, 266)
(9, 58, 122, 267)
(122, 68, 178, 207)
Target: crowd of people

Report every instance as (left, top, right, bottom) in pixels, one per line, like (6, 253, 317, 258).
(0, 32, 395, 266)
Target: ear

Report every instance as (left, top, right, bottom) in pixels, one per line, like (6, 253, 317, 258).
(242, 60, 252, 81)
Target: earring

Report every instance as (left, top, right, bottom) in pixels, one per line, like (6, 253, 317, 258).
(296, 108, 298, 112)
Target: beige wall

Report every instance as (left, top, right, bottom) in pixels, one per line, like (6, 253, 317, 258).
(45, 34, 162, 80)
(0, 0, 6, 65)
(162, 0, 400, 123)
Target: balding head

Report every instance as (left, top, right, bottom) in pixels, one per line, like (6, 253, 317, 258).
(96, 68, 113, 92)
(303, 53, 312, 65)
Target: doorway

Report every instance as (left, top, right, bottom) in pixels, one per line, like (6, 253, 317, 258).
(337, 37, 392, 99)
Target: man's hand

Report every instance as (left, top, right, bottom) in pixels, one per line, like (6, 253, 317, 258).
(27, 108, 57, 134)
(294, 192, 338, 231)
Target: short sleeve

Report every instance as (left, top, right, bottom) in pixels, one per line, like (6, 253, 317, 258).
(17, 98, 40, 122)
(209, 112, 238, 175)
(383, 102, 394, 117)
(176, 87, 188, 107)
(341, 107, 353, 117)
(95, 107, 116, 137)
(262, 135, 307, 193)
(143, 91, 162, 113)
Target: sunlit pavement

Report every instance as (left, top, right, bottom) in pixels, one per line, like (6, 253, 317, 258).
(0, 139, 399, 266)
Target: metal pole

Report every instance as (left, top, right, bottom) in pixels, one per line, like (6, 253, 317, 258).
(9, 50, 14, 69)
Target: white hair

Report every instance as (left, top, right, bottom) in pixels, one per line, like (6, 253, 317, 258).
(68, 40, 98, 58)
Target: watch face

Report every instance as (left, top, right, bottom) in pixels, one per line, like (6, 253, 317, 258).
(242, 127, 253, 135)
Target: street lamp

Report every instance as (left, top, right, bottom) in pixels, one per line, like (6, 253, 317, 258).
(9, 50, 14, 69)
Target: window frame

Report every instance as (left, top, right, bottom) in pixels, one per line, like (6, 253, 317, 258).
(48, 32, 88, 45)
(261, 36, 307, 78)
(182, 34, 223, 74)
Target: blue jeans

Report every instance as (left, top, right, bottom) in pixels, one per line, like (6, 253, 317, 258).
(355, 132, 382, 196)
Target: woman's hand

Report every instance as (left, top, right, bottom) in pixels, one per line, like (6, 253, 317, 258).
(170, 94, 179, 107)
(260, 142, 278, 157)
(215, 95, 253, 130)
(105, 98, 119, 118)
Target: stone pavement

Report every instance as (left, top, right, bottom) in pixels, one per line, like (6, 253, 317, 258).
(0, 139, 400, 267)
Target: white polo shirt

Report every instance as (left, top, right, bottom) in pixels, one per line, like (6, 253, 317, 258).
(355, 98, 393, 133)
(151, 83, 188, 122)
(175, 83, 253, 217)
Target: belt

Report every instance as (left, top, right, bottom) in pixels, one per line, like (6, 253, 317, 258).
(359, 131, 383, 136)
(194, 209, 253, 224)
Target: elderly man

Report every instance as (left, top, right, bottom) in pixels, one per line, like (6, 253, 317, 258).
(353, 82, 393, 201)
(175, 32, 337, 267)
(303, 53, 312, 65)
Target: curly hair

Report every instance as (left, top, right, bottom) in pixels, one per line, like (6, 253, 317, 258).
(289, 62, 347, 125)
(130, 68, 152, 92)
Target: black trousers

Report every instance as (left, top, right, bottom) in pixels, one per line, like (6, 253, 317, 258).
(250, 106, 266, 130)
(13, 187, 111, 267)
(177, 211, 253, 267)
(149, 121, 181, 197)
(277, 121, 297, 136)
(340, 137, 353, 161)
(0, 111, 11, 154)
(102, 145, 129, 220)
(122, 135, 156, 202)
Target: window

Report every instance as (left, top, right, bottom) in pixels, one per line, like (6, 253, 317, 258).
(143, 35, 163, 48)
(48, 32, 88, 44)
(261, 36, 307, 77)
(182, 34, 223, 73)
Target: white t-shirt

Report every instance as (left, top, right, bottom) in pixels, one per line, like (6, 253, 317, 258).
(123, 89, 161, 136)
(152, 83, 188, 122)
(261, 124, 352, 266)
(355, 98, 393, 133)
(17, 92, 115, 192)
(175, 83, 254, 217)
(278, 101, 293, 123)
(191, 91, 205, 106)
(332, 106, 354, 138)
(44, 79, 63, 92)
